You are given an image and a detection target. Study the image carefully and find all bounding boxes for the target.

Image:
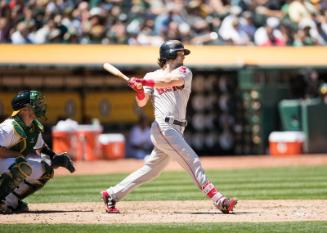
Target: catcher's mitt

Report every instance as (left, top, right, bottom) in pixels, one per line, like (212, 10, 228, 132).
(52, 153, 75, 173)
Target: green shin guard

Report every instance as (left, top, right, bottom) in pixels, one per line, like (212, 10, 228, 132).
(0, 173, 16, 201)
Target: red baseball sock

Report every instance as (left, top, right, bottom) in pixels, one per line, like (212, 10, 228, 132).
(202, 181, 225, 203)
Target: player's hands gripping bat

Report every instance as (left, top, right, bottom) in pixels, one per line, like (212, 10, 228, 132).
(102, 63, 146, 100)
(127, 77, 143, 91)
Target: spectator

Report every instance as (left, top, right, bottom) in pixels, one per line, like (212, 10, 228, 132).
(288, 0, 313, 24)
(32, 18, 56, 44)
(154, 5, 184, 36)
(130, 17, 163, 46)
(314, 15, 327, 44)
(239, 11, 257, 42)
(126, 115, 152, 160)
(86, 7, 106, 43)
(219, 17, 251, 45)
(293, 20, 320, 46)
(10, 21, 32, 44)
(0, 17, 10, 42)
(254, 17, 286, 46)
(0, 0, 325, 46)
(304, 68, 321, 98)
(279, 22, 295, 45)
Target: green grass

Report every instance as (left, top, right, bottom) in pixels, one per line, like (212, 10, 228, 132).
(26, 165, 327, 203)
(3, 166, 327, 233)
(0, 222, 327, 233)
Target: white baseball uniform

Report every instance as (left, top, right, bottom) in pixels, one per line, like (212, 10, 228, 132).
(0, 118, 47, 208)
(107, 66, 210, 201)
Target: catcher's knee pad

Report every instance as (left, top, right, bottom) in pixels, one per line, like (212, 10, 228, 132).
(9, 157, 32, 186)
(0, 157, 32, 201)
(13, 161, 54, 200)
(1, 157, 32, 191)
(0, 156, 32, 199)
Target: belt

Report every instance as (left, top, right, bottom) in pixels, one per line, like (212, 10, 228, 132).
(165, 117, 187, 127)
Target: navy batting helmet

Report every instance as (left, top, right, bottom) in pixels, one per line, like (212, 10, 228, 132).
(11, 90, 47, 118)
(159, 40, 190, 60)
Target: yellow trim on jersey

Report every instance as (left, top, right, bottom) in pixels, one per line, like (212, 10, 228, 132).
(11, 120, 27, 153)
(11, 110, 21, 116)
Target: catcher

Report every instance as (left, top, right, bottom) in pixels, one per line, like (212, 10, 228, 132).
(0, 90, 75, 214)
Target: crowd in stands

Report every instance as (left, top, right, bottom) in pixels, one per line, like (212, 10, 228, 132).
(0, 0, 326, 46)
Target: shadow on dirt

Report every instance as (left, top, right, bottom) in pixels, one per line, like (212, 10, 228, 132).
(17, 209, 94, 214)
(174, 211, 250, 215)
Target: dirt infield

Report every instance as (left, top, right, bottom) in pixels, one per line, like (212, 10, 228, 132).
(1, 200, 327, 224)
(1, 155, 327, 224)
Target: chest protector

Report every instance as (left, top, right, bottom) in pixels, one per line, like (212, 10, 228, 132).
(9, 116, 44, 155)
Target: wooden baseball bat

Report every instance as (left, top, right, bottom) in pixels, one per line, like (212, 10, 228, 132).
(103, 62, 130, 81)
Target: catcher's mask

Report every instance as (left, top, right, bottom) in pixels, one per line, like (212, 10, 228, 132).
(159, 40, 191, 60)
(11, 90, 47, 119)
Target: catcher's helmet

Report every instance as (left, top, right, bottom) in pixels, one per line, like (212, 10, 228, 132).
(159, 40, 190, 60)
(11, 90, 47, 118)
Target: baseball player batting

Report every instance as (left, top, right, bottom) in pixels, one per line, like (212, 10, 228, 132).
(101, 40, 237, 214)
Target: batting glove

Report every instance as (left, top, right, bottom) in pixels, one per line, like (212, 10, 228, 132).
(128, 77, 143, 91)
(128, 77, 145, 100)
